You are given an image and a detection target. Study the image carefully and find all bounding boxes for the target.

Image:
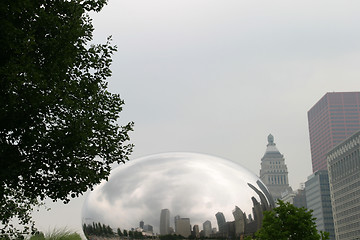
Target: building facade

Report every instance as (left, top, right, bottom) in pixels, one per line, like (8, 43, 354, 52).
(215, 212, 226, 234)
(259, 134, 289, 201)
(280, 187, 307, 209)
(192, 225, 200, 238)
(308, 92, 360, 172)
(202, 220, 212, 237)
(160, 209, 170, 235)
(175, 218, 191, 237)
(305, 170, 335, 240)
(327, 130, 360, 240)
(232, 206, 246, 236)
(143, 224, 153, 233)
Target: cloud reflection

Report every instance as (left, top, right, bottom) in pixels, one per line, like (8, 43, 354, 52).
(82, 152, 273, 237)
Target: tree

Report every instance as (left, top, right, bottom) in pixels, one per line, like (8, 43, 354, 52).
(117, 228, 123, 237)
(0, 0, 133, 237)
(255, 200, 329, 240)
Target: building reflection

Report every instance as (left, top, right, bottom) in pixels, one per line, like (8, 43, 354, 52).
(83, 181, 273, 239)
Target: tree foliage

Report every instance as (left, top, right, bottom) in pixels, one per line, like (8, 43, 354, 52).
(255, 200, 329, 240)
(0, 0, 133, 237)
(83, 222, 115, 238)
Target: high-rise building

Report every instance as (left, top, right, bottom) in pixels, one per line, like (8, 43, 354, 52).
(327, 130, 360, 240)
(259, 134, 289, 201)
(160, 209, 170, 235)
(305, 170, 335, 240)
(202, 220, 212, 237)
(308, 92, 360, 172)
(140, 220, 144, 229)
(174, 215, 180, 233)
(232, 206, 246, 236)
(175, 218, 191, 237)
(215, 212, 226, 234)
(192, 225, 200, 238)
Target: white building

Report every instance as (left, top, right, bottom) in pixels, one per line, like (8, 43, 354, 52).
(160, 209, 170, 235)
(260, 134, 289, 201)
(175, 218, 191, 237)
(202, 220, 212, 237)
(327, 130, 360, 240)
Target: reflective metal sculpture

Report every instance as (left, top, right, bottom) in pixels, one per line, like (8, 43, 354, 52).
(82, 152, 274, 239)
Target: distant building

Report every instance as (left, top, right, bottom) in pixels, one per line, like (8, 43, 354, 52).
(143, 224, 153, 233)
(202, 220, 212, 237)
(215, 212, 226, 233)
(174, 215, 180, 233)
(192, 225, 200, 238)
(160, 209, 170, 235)
(175, 217, 191, 237)
(139, 220, 144, 229)
(327, 130, 360, 240)
(281, 187, 307, 208)
(259, 134, 290, 201)
(293, 188, 307, 208)
(232, 206, 246, 236)
(308, 92, 360, 172)
(305, 170, 335, 240)
(251, 197, 263, 230)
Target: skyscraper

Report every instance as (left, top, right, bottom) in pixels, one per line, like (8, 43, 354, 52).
(215, 212, 226, 233)
(305, 170, 335, 240)
(203, 220, 212, 237)
(327, 130, 360, 240)
(259, 134, 289, 201)
(175, 218, 191, 237)
(160, 209, 170, 235)
(308, 92, 360, 172)
(192, 225, 200, 238)
(232, 206, 246, 236)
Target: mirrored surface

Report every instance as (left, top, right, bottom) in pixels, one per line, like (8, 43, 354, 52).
(82, 152, 274, 238)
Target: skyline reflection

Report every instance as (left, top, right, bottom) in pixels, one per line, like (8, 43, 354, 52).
(82, 152, 274, 238)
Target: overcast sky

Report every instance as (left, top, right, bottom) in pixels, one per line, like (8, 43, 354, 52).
(32, 0, 360, 235)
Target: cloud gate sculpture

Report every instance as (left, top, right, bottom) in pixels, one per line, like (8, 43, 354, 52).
(82, 152, 274, 239)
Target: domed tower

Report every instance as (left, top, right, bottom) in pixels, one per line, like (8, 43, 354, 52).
(259, 134, 289, 201)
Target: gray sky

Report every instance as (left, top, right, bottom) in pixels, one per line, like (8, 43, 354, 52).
(32, 0, 360, 235)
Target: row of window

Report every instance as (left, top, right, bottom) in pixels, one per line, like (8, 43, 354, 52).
(335, 197, 360, 213)
(332, 171, 360, 190)
(329, 108, 359, 111)
(331, 124, 360, 127)
(336, 203, 360, 225)
(337, 218, 360, 238)
(330, 112, 360, 115)
(268, 175, 286, 185)
(333, 188, 360, 215)
(329, 104, 360, 108)
(331, 116, 360, 119)
(332, 180, 360, 202)
(329, 149, 360, 182)
(267, 169, 286, 173)
(331, 120, 360, 123)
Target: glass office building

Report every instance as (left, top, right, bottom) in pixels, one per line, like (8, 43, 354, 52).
(308, 92, 360, 172)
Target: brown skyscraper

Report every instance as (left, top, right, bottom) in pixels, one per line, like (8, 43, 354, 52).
(308, 92, 360, 172)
